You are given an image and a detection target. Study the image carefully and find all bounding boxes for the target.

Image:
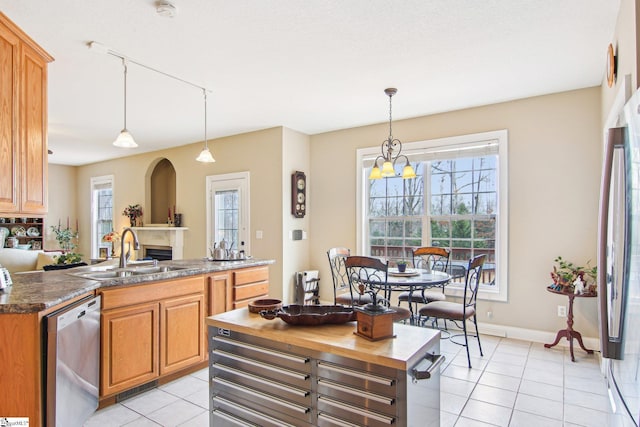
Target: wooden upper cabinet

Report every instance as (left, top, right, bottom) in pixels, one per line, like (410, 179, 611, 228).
(0, 13, 52, 215)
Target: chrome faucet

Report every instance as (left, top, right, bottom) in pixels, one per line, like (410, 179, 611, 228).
(119, 227, 140, 269)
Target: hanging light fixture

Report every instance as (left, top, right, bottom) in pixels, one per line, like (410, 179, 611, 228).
(369, 88, 416, 180)
(113, 58, 138, 148)
(196, 88, 215, 163)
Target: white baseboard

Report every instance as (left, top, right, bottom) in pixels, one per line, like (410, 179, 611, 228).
(476, 321, 600, 352)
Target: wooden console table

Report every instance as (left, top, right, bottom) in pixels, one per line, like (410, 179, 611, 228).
(544, 287, 596, 362)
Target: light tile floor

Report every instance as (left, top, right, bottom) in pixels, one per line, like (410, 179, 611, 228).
(85, 335, 610, 426)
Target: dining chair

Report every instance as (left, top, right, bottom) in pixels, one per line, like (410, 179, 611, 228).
(398, 247, 451, 313)
(327, 247, 370, 305)
(344, 256, 411, 322)
(418, 254, 486, 368)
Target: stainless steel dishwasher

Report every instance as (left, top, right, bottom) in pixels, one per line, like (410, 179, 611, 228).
(44, 295, 101, 427)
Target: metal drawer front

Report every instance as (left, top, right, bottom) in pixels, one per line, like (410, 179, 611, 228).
(212, 348, 310, 389)
(317, 360, 396, 396)
(213, 362, 310, 403)
(318, 412, 364, 427)
(211, 409, 257, 427)
(213, 335, 310, 369)
(214, 377, 312, 423)
(212, 396, 304, 427)
(317, 378, 395, 415)
(318, 395, 396, 427)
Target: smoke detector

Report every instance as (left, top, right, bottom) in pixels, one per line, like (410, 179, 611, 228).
(156, 1, 178, 18)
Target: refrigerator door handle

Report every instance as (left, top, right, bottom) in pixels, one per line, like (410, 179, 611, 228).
(598, 127, 626, 360)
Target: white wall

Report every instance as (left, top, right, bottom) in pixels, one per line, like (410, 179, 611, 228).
(281, 128, 311, 304)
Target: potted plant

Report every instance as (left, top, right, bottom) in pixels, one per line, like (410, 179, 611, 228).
(122, 204, 143, 227)
(550, 256, 597, 294)
(396, 259, 408, 273)
(49, 224, 83, 266)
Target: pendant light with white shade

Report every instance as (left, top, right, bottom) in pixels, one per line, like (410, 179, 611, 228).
(113, 58, 138, 148)
(195, 89, 215, 163)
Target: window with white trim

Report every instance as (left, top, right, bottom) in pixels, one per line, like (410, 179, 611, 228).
(357, 130, 508, 301)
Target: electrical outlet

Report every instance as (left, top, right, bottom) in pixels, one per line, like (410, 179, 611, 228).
(486, 311, 493, 319)
(557, 305, 567, 317)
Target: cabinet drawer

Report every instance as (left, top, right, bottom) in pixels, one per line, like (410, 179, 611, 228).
(234, 282, 268, 302)
(100, 276, 205, 310)
(234, 267, 268, 285)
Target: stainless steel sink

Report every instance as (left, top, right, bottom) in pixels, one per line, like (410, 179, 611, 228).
(69, 265, 188, 281)
(129, 265, 186, 275)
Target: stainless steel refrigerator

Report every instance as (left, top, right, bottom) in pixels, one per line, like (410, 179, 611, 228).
(599, 88, 640, 427)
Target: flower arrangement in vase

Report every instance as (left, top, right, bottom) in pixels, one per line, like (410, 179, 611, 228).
(102, 231, 121, 256)
(549, 256, 597, 295)
(122, 204, 143, 227)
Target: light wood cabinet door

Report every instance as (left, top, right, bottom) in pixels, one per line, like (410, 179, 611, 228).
(208, 272, 232, 316)
(19, 42, 48, 214)
(0, 19, 19, 212)
(0, 13, 51, 215)
(101, 302, 159, 397)
(160, 293, 205, 375)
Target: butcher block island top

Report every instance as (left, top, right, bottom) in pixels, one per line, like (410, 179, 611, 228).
(206, 307, 440, 370)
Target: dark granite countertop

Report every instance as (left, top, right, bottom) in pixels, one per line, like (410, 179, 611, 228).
(0, 258, 274, 314)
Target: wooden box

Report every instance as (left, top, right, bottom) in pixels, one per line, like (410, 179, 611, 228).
(354, 308, 396, 341)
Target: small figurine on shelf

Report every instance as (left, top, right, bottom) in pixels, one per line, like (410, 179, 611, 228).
(573, 276, 585, 295)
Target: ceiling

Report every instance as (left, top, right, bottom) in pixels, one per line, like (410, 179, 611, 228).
(0, 0, 620, 166)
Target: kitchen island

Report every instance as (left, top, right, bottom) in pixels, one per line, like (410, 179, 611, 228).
(0, 258, 273, 426)
(207, 308, 442, 427)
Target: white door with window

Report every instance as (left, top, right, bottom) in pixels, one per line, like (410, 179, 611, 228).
(90, 175, 114, 258)
(206, 172, 250, 257)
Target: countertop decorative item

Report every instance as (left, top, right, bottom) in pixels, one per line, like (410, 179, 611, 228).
(248, 298, 282, 314)
(260, 305, 356, 325)
(123, 204, 143, 227)
(102, 231, 121, 256)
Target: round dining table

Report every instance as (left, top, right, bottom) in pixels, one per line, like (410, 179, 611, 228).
(368, 268, 452, 323)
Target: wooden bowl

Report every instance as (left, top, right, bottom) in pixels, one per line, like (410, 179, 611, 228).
(248, 298, 282, 314)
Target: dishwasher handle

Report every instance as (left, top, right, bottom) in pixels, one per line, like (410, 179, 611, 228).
(411, 353, 445, 381)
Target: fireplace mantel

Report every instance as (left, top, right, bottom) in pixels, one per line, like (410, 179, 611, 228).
(131, 226, 188, 260)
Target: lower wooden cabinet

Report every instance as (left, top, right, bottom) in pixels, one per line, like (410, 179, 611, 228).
(207, 271, 232, 316)
(99, 276, 205, 397)
(160, 293, 205, 375)
(101, 302, 159, 396)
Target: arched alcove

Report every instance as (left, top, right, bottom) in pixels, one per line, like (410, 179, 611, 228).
(146, 158, 176, 224)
